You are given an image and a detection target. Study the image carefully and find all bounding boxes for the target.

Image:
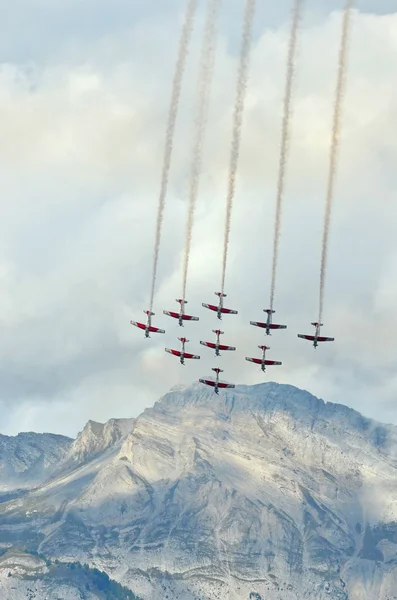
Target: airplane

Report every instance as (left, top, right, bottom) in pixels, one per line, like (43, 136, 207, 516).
(297, 322, 335, 348)
(130, 310, 165, 338)
(202, 292, 238, 320)
(199, 367, 235, 395)
(163, 299, 199, 327)
(200, 329, 236, 357)
(245, 345, 282, 372)
(250, 309, 287, 336)
(165, 337, 200, 365)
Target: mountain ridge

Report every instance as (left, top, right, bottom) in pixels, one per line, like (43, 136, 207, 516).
(1, 382, 397, 599)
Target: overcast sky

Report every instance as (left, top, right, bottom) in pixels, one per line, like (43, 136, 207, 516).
(0, 0, 396, 437)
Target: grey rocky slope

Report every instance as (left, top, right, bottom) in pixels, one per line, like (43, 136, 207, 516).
(59, 417, 135, 471)
(1, 382, 397, 600)
(0, 432, 72, 493)
(0, 549, 139, 599)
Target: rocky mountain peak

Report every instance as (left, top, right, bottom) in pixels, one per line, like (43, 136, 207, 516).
(64, 416, 135, 466)
(2, 382, 397, 599)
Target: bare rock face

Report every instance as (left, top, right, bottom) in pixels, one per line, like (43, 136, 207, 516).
(0, 432, 72, 493)
(62, 417, 135, 467)
(1, 382, 397, 600)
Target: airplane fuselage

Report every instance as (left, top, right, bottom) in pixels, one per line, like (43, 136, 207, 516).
(265, 313, 271, 335)
(313, 325, 320, 347)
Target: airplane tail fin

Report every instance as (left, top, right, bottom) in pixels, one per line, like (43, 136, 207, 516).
(215, 292, 227, 298)
(259, 345, 269, 350)
(311, 322, 323, 327)
(212, 367, 223, 373)
(144, 310, 155, 316)
(264, 309, 275, 314)
(178, 337, 189, 343)
(212, 329, 224, 335)
(176, 299, 187, 304)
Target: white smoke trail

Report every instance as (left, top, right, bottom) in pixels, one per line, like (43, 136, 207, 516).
(269, 0, 303, 311)
(318, 0, 354, 323)
(149, 0, 198, 312)
(220, 0, 256, 294)
(182, 0, 222, 301)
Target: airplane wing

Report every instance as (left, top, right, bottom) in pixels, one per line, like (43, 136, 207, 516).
(245, 357, 262, 365)
(297, 334, 315, 341)
(218, 344, 236, 351)
(182, 315, 199, 321)
(220, 308, 238, 315)
(130, 320, 145, 330)
(269, 324, 287, 330)
(149, 326, 165, 334)
(218, 382, 235, 389)
(250, 321, 266, 328)
(317, 336, 335, 342)
(200, 341, 216, 348)
(163, 310, 178, 319)
(202, 303, 217, 311)
(165, 348, 181, 357)
(265, 360, 282, 366)
(199, 378, 216, 387)
(184, 353, 200, 360)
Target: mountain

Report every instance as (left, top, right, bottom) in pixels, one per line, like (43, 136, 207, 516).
(0, 550, 139, 599)
(0, 432, 72, 495)
(1, 382, 397, 599)
(60, 417, 135, 470)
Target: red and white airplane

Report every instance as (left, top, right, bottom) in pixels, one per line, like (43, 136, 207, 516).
(130, 310, 165, 338)
(200, 329, 236, 357)
(165, 337, 200, 365)
(297, 322, 334, 348)
(245, 345, 282, 372)
(202, 292, 238, 320)
(163, 299, 199, 327)
(199, 368, 235, 395)
(250, 309, 287, 336)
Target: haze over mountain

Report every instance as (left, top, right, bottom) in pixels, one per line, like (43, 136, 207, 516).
(1, 382, 397, 599)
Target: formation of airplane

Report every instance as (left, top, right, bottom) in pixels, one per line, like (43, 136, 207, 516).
(245, 345, 282, 372)
(163, 299, 199, 327)
(250, 309, 287, 336)
(130, 310, 165, 339)
(200, 329, 236, 357)
(165, 337, 200, 365)
(131, 299, 335, 391)
(297, 322, 335, 348)
(202, 292, 238, 320)
(199, 367, 235, 395)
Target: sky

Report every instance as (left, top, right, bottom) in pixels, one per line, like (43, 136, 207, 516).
(0, 0, 396, 437)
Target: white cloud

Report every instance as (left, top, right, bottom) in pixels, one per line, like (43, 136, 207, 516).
(1, 6, 397, 436)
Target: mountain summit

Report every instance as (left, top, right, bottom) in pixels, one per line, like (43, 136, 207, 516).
(1, 382, 397, 599)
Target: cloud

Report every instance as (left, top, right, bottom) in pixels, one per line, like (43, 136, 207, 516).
(0, 5, 397, 436)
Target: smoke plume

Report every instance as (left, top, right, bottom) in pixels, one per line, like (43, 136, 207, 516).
(149, 0, 198, 312)
(182, 0, 222, 301)
(220, 0, 256, 294)
(269, 0, 303, 311)
(319, 0, 354, 323)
